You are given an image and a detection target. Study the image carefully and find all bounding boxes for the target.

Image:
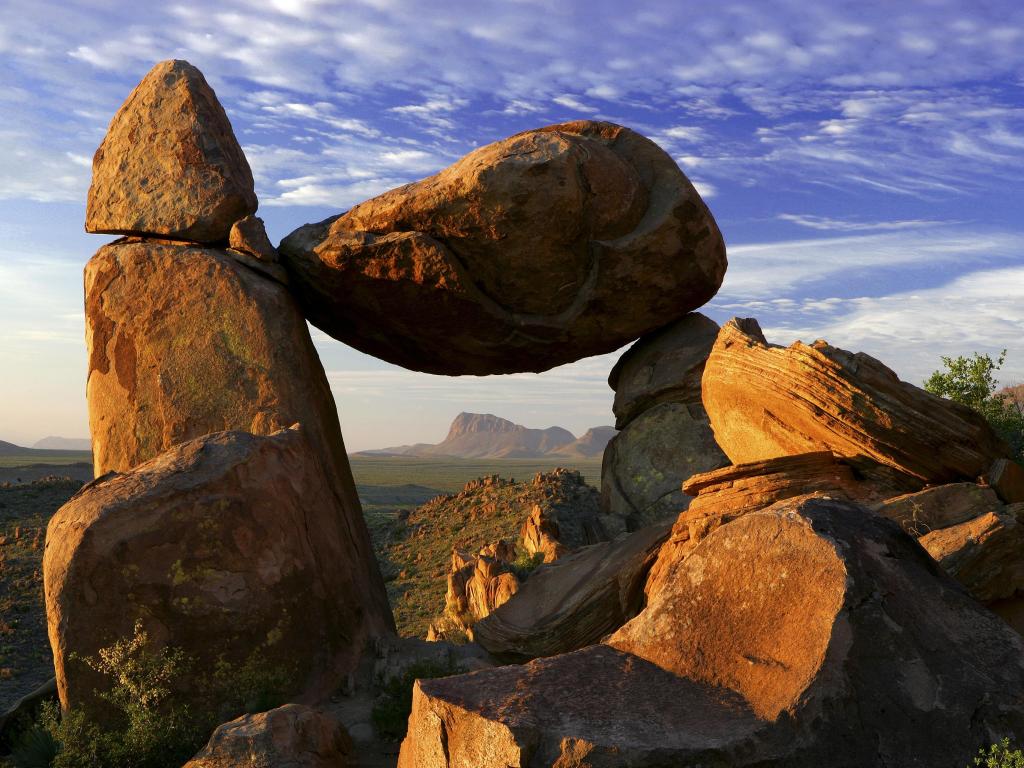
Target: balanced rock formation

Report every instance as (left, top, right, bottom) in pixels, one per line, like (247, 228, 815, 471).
(45, 428, 391, 718)
(873, 482, 1002, 536)
(601, 402, 728, 530)
(184, 704, 351, 768)
(471, 522, 670, 662)
(399, 496, 1024, 766)
(86, 60, 257, 242)
(279, 121, 727, 375)
(703, 318, 1009, 485)
(601, 313, 728, 529)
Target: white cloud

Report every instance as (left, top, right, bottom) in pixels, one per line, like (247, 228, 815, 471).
(776, 214, 938, 232)
(551, 94, 597, 113)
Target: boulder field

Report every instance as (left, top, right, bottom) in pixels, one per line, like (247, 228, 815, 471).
(38, 56, 1024, 767)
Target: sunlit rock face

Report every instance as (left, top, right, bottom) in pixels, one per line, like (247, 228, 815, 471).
(279, 120, 727, 376)
(85, 59, 257, 242)
(398, 497, 1024, 767)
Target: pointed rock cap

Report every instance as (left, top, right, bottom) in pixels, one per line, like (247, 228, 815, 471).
(85, 59, 257, 243)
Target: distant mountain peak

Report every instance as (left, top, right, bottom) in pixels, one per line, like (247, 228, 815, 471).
(357, 413, 615, 460)
(446, 412, 525, 438)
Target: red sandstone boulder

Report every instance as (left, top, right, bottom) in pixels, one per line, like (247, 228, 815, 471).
(183, 704, 351, 768)
(399, 496, 1024, 767)
(644, 452, 869, 598)
(85, 60, 256, 242)
(428, 541, 520, 641)
(279, 121, 727, 375)
(702, 318, 1009, 484)
(45, 428, 390, 720)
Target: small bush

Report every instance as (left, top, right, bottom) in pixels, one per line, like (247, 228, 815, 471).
(972, 738, 1024, 767)
(512, 550, 544, 578)
(925, 350, 1024, 460)
(371, 660, 459, 741)
(9, 621, 295, 768)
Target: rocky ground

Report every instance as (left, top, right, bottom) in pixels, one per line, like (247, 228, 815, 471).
(377, 471, 600, 638)
(0, 478, 83, 709)
(0, 468, 600, 712)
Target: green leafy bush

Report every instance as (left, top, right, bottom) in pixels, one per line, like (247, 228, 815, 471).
(512, 549, 544, 578)
(9, 621, 294, 768)
(924, 350, 1024, 460)
(972, 738, 1024, 767)
(371, 660, 459, 741)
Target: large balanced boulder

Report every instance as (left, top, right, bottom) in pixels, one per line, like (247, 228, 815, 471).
(398, 496, 1024, 766)
(44, 428, 390, 718)
(184, 704, 351, 768)
(471, 522, 670, 662)
(85, 60, 257, 242)
(703, 318, 1009, 484)
(279, 121, 727, 375)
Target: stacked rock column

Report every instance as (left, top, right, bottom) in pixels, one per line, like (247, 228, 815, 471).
(46, 60, 394, 716)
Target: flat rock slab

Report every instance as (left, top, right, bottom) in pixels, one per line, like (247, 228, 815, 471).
(86, 60, 257, 242)
(280, 121, 726, 375)
(399, 645, 764, 768)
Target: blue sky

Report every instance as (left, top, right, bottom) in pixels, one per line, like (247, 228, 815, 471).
(2, 0, 1023, 451)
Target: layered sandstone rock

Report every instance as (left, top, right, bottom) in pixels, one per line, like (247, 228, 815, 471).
(873, 482, 1002, 536)
(184, 704, 351, 768)
(471, 522, 670, 662)
(702, 318, 1009, 484)
(920, 503, 1024, 603)
(279, 121, 727, 375)
(399, 497, 1024, 766)
(45, 428, 391, 719)
(607, 312, 720, 429)
(85, 60, 256, 242)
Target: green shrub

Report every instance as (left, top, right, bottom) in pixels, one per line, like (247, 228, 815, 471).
(371, 660, 459, 741)
(924, 350, 1024, 460)
(512, 550, 544, 578)
(9, 621, 295, 768)
(972, 738, 1024, 767)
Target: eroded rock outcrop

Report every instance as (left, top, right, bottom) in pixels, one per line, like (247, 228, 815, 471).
(85, 60, 257, 242)
(183, 704, 351, 768)
(45, 428, 391, 719)
(702, 318, 1009, 484)
(428, 541, 520, 642)
(399, 496, 1024, 767)
(471, 522, 670, 662)
(279, 121, 727, 375)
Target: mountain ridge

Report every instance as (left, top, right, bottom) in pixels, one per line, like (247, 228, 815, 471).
(356, 412, 615, 459)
